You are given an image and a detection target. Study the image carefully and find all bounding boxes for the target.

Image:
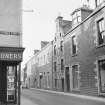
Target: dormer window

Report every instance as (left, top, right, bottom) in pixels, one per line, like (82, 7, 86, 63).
(95, 0, 104, 7)
(55, 37, 56, 41)
(72, 10, 81, 27)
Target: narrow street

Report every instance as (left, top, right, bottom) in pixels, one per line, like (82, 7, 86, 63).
(21, 89, 105, 105)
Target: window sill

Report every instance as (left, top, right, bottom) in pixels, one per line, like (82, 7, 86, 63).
(72, 53, 78, 57)
(72, 88, 80, 92)
(96, 43, 105, 48)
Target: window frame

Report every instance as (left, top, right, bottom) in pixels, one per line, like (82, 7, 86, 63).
(61, 59, 64, 72)
(72, 36, 77, 55)
(72, 10, 81, 26)
(54, 62, 56, 72)
(97, 18, 105, 46)
(54, 45, 56, 55)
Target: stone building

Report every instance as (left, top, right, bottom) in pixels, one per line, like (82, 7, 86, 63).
(52, 16, 72, 91)
(24, 0, 105, 97)
(36, 41, 53, 89)
(64, 0, 105, 96)
(0, 0, 24, 105)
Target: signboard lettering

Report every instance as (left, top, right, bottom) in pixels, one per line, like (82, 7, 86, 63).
(0, 53, 22, 61)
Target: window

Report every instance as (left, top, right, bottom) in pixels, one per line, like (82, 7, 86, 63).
(55, 37, 56, 41)
(96, 0, 104, 7)
(55, 79, 57, 89)
(61, 59, 64, 72)
(97, 18, 105, 45)
(72, 10, 81, 26)
(60, 33, 61, 37)
(60, 41, 63, 52)
(72, 36, 77, 55)
(54, 62, 56, 72)
(98, 60, 105, 93)
(72, 65, 79, 90)
(54, 45, 56, 55)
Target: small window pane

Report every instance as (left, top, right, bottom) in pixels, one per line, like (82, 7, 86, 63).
(77, 11, 81, 16)
(78, 16, 81, 23)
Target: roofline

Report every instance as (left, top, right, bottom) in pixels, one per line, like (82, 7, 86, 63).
(25, 41, 53, 65)
(65, 2, 105, 37)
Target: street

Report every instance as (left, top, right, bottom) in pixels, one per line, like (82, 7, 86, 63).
(21, 89, 105, 105)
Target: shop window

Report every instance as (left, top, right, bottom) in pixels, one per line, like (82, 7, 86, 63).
(61, 59, 64, 72)
(95, 0, 104, 7)
(98, 60, 105, 93)
(97, 18, 105, 45)
(72, 10, 81, 27)
(72, 65, 79, 90)
(72, 36, 77, 55)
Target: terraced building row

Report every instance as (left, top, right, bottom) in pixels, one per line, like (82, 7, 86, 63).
(23, 0, 105, 97)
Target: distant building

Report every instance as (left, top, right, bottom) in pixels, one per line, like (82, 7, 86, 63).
(52, 16, 72, 91)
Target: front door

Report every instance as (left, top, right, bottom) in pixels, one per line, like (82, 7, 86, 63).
(65, 67, 70, 92)
(0, 61, 18, 104)
(98, 60, 105, 94)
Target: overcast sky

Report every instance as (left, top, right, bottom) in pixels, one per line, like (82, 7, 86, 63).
(22, 0, 95, 68)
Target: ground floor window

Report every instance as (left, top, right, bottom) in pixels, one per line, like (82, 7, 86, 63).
(72, 65, 79, 90)
(98, 60, 105, 93)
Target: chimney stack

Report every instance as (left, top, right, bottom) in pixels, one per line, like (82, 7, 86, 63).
(41, 41, 49, 49)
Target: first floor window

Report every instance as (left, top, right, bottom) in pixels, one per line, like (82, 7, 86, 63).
(72, 36, 77, 55)
(98, 60, 105, 93)
(97, 18, 105, 45)
(72, 65, 79, 90)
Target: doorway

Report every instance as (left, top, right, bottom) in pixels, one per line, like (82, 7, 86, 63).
(98, 60, 105, 93)
(65, 67, 70, 92)
(0, 61, 18, 104)
(61, 78, 64, 91)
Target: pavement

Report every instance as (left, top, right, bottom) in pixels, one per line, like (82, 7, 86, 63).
(31, 88, 105, 102)
(21, 96, 38, 105)
(21, 88, 105, 105)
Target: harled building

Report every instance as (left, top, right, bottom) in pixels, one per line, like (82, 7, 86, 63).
(0, 0, 24, 105)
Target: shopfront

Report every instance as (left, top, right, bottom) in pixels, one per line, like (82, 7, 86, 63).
(0, 47, 24, 105)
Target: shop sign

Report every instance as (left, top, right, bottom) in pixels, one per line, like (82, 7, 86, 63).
(0, 52, 22, 61)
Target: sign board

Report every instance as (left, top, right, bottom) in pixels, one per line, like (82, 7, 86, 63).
(0, 52, 22, 61)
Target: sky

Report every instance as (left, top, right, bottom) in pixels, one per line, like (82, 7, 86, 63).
(22, 0, 95, 68)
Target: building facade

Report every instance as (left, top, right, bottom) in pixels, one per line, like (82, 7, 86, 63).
(0, 0, 24, 105)
(25, 41, 53, 90)
(52, 16, 72, 91)
(64, 0, 105, 96)
(24, 0, 105, 97)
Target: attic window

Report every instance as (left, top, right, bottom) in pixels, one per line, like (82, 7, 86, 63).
(72, 10, 81, 27)
(96, 0, 104, 7)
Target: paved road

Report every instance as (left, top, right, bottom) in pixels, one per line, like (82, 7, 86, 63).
(21, 89, 105, 105)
